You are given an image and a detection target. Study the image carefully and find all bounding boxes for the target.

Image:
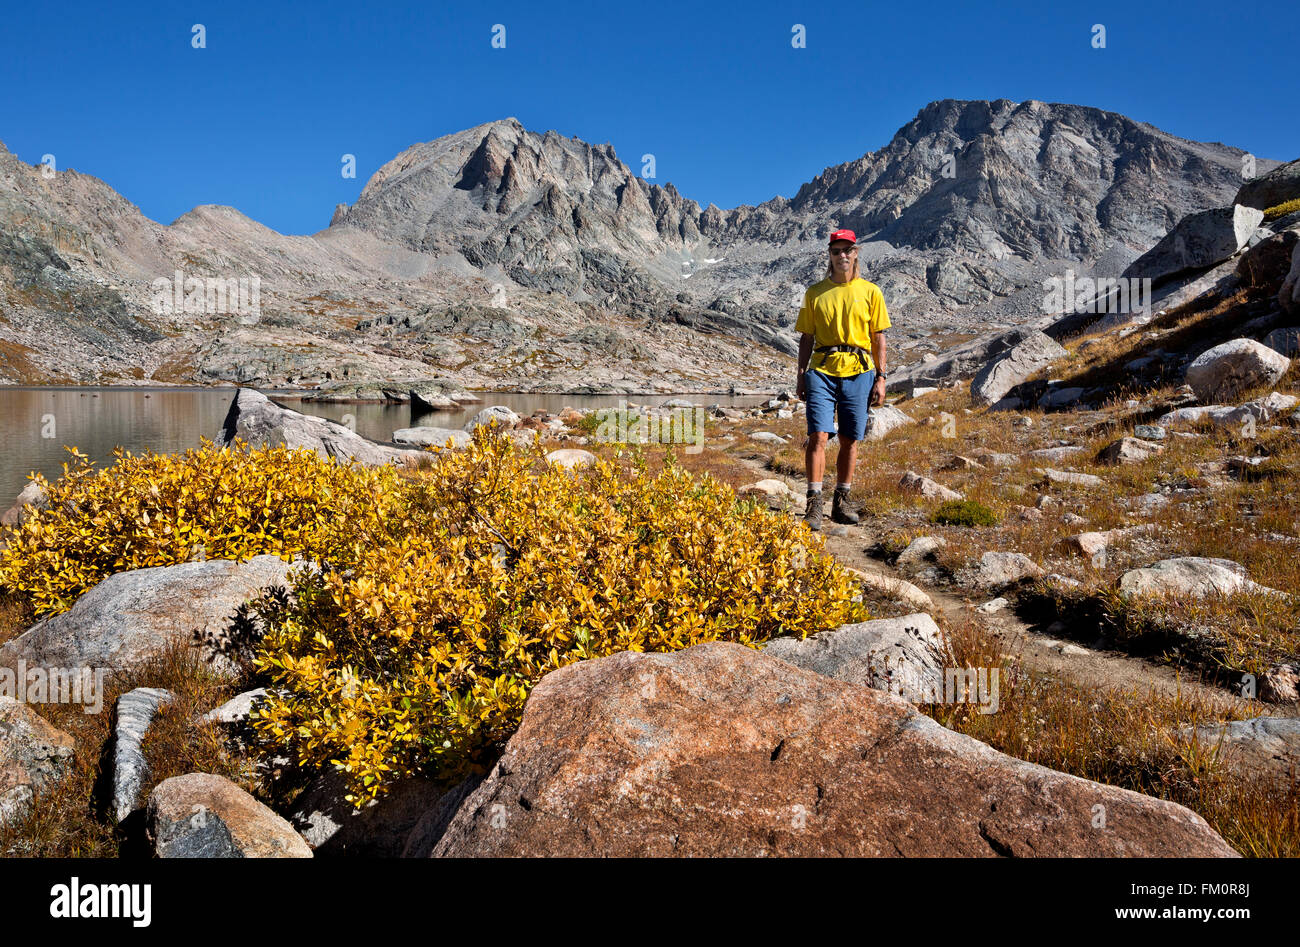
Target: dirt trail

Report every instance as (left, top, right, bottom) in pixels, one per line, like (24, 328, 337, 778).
(733, 453, 1256, 714)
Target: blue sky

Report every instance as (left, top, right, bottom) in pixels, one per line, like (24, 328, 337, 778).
(1, 0, 1294, 235)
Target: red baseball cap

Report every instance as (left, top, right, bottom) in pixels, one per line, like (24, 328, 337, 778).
(829, 229, 856, 245)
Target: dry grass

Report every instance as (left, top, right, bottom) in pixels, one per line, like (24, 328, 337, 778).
(0, 338, 40, 379)
(0, 640, 256, 857)
(929, 614, 1298, 857)
(0, 593, 32, 649)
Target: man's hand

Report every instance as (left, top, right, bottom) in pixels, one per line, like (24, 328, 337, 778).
(796, 370, 807, 402)
(869, 375, 886, 408)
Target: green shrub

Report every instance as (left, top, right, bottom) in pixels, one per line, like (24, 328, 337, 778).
(930, 499, 999, 527)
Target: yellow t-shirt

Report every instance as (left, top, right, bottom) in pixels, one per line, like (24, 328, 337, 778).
(795, 277, 891, 377)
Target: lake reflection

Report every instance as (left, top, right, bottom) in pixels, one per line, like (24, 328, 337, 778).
(0, 387, 766, 504)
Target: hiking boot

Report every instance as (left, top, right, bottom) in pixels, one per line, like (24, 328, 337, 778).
(832, 487, 860, 525)
(804, 489, 824, 531)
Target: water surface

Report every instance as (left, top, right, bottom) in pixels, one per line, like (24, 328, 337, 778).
(0, 387, 765, 504)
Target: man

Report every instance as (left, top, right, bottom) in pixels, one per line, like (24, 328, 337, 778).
(795, 228, 890, 531)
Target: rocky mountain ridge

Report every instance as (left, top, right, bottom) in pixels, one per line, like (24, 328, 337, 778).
(0, 99, 1281, 390)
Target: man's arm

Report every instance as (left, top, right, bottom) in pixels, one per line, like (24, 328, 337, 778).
(796, 332, 813, 400)
(869, 329, 887, 407)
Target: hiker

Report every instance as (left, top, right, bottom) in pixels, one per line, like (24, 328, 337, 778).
(795, 228, 890, 530)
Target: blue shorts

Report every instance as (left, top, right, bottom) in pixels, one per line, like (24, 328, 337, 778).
(805, 368, 874, 442)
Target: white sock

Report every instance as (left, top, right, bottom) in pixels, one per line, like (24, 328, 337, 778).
(836, 482, 851, 492)
(807, 483, 823, 493)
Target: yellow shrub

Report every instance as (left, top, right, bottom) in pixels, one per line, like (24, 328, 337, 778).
(0, 441, 402, 616)
(250, 427, 868, 804)
(0, 431, 867, 807)
(1263, 197, 1300, 220)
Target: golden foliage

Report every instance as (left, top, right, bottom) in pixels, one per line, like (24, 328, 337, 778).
(0, 441, 402, 616)
(249, 428, 867, 804)
(1263, 197, 1300, 220)
(0, 430, 866, 807)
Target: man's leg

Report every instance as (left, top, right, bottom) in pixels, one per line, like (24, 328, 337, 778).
(802, 370, 837, 531)
(836, 437, 858, 487)
(831, 371, 873, 525)
(805, 431, 829, 487)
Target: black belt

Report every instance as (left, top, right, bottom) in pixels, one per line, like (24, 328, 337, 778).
(813, 344, 872, 373)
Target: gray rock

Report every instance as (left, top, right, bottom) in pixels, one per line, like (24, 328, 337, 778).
(0, 556, 294, 675)
(1282, 241, 1300, 315)
(200, 688, 267, 726)
(1038, 386, 1086, 409)
(217, 388, 426, 466)
(544, 449, 597, 469)
(288, 770, 452, 857)
(402, 775, 487, 857)
(1118, 556, 1287, 600)
(845, 568, 934, 611)
(1239, 391, 1299, 423)
(970, 331, 1067, 406)
(939, 454, 986, 471)
(462, 405, 521, 432)
(1261, 326, 1300, 358)
(762, 613, 947, 704)
(1155, 404, 1254, 428)
(896, 535, 947, 569)
(1184, 338, 1290, 402)
(1130, 493, 1170, 514)
(1042, 573, 1081, 589)
(1029, 445, 1085, 462)
(1096, 436, 1163, 465)
(976, 597, 1009, 614)
(749, 431, 787, 444)
(974, 551, 1044, 589)
(1234, 158, 1300, 211)
(974, 451, 1019, 468)
(1133, 424, 1166, 440)
(410, 379, 481, 409)
(0, 697, 75, 828)
(1183, 717, 1300, 778)
(899, 472, 962, 501)
(111, 687, 175, 822)
(864, 404, 915, 440)
(1123, 205, 1265, 284)
(1035, 467, 1103, 487)
(147, 773, 312, 858)
(390, 426, 471, 449)
(0, 481, 48, 527)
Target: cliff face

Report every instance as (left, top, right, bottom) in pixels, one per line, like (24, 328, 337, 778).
(0, 100, 1276, 388)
